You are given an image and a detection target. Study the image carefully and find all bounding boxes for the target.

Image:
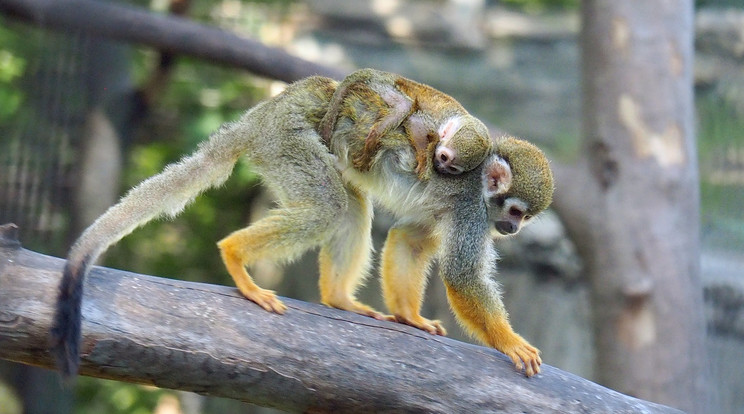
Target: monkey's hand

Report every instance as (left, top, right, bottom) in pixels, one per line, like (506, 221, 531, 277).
(445, 283, 542, 377)
(351, 129, 382, 172)
(351, 151, 373, 172)
(414, 160, 433, 181)
(394, 314, 447, 336)
(495, 332, 542, 377)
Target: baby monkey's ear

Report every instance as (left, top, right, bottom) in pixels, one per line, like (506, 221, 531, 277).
(482, 155, 513, 198)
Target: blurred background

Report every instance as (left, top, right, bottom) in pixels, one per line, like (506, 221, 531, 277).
(0, 0, 742, 413)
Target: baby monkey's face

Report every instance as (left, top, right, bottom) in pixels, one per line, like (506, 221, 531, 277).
(433, 115, 492, 176)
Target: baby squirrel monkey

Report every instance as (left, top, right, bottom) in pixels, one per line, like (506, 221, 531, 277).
(319, 68, 493, 180)
(51, 73, 553, 380)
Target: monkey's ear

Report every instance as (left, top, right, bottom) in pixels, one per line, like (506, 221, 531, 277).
(482, 156, 513, 198)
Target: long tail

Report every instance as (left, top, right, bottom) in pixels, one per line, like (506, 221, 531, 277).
(50, 121, 246, 377)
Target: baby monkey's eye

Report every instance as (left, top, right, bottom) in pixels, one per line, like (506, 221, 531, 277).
(524, 214, 533, 220)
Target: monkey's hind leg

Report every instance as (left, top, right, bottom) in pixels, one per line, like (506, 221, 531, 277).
(318, 186, 393, 321)
(380, 223, 446, 335)
(218, 207, 336, 314)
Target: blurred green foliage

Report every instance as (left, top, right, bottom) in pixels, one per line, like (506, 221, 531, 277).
(0, 23, 27, 135)
(0, 49, 24, 121)
(0, 381, 21, 414)
(75, 379, 167, 414)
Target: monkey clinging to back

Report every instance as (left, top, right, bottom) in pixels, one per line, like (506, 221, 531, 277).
(319, 68, 494, 180)
(52, 71, 553, 380)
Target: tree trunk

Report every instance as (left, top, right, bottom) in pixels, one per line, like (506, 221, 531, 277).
(565, 1, 711, 412)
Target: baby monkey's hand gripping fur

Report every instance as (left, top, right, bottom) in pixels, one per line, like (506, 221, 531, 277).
(319, 68, 493, 180)
(326, 76, 554, 376)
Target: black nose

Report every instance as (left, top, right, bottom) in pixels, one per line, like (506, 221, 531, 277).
(495, 220, 517, 235)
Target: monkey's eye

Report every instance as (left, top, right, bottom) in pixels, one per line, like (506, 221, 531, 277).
(524, 214, 533, 221)
(439, 153, 449, 162)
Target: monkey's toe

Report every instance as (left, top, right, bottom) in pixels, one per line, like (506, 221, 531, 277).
(394, 314, 448, 336)
(244, 288, 287, 314)
(368, 310, 397, 322)
(323, 297, 391, 321)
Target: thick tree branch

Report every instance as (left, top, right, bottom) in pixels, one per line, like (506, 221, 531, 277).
(0, 0, 345, 83)
(0, 224, 681, 413)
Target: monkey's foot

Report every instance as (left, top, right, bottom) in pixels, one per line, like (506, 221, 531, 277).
(498, 336, 542, 377)
(242, 287, 287, 314)
(323, 297, 395, 322)
(394, 314, 447, 336)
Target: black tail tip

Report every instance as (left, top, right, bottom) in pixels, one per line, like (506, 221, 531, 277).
(50, 321, 80, 379)
(50, 260, 86, 379)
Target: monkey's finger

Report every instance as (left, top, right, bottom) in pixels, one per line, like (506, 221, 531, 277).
(523, 354, 540, 377)
(508, 353, 525, 373)
(511, 346, 541, 377)
(530, 358, 542, 376)
(532, 358, 542, 376)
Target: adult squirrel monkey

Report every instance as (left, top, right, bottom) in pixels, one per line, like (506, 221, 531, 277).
(326, 80, 554, 376)
(319, 68, 492, 180)
(51, 73, 553, 379)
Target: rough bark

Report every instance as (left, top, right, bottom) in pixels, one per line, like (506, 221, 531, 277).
(552, 1, 710, 412)
(0, 0, 345, 83)
(0, 224, 683, 413)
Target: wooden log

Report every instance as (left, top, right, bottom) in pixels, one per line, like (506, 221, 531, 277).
(0, 224, 683, 413)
